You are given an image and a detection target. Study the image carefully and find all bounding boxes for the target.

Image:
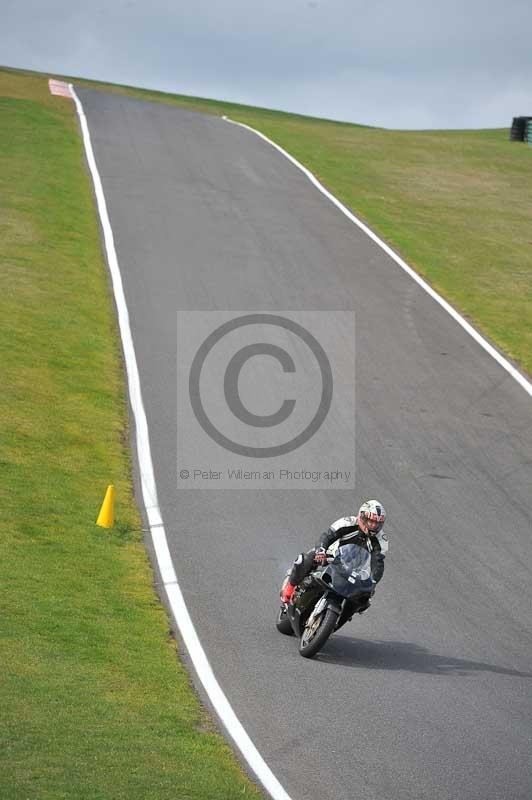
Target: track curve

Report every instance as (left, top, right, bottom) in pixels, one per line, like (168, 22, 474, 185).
(76, 87, 532, 800)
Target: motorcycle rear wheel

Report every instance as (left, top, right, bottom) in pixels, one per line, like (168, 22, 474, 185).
(299, 607, 338, 658)
(276, 604, 295, 636)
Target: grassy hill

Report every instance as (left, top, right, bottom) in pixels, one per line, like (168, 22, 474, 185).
(1, 62, 530, 799)
(0, 67, 262, 799)
(5, 63, 531, 376)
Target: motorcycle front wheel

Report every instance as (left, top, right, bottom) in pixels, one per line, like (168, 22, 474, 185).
(299, 607, 338, 658)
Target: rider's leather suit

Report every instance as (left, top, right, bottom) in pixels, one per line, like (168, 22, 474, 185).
(288, 515, 389, 588)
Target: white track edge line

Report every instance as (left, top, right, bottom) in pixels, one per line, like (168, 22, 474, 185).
(70, 85, 293, 800)
(222, 115, 532, 400)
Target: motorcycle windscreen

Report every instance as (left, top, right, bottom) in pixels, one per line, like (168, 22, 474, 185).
(329, 543, 374, 596)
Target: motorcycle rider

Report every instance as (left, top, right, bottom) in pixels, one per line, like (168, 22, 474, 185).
(280, 500, 388, 610)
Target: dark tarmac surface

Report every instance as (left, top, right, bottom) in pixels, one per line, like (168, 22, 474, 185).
(77, 87, 532, 800)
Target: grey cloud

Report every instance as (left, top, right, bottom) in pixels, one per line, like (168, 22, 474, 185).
(3, 0, 532, 128)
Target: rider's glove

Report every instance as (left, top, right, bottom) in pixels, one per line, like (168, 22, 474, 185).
(314, 547, 328, 564)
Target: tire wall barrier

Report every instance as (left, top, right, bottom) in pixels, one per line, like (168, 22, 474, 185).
(510, 116, 532, 142)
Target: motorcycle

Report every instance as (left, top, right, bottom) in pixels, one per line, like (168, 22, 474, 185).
(276, 541, 376, 658)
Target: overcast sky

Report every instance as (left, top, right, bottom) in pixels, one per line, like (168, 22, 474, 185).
(3, 0, 532, 129)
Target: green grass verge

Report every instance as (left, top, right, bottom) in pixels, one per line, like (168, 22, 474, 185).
(8, 63, 529, 377)
(1, 59, 531, 798)
(0, 69, 262, 799)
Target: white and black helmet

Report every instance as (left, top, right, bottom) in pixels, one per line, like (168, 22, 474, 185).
(358, 500, 386, 535)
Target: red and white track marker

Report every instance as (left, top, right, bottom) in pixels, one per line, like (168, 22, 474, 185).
(48, 79, 73, 99)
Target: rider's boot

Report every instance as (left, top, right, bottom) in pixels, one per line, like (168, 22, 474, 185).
(280, 579, 297, 604)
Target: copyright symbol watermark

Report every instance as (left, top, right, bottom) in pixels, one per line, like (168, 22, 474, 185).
(177, 311, 355, 489)
(189, 314, 332, 458)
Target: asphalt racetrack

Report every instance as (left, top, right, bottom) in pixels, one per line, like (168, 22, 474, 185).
(77, 88, 532, 800)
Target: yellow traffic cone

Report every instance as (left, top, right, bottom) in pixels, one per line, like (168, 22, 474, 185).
(96, 484, 115, 528)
